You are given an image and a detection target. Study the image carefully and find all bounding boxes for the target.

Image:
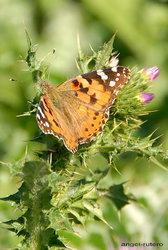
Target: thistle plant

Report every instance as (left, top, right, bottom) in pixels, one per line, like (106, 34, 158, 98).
(0, 36, 167, 250)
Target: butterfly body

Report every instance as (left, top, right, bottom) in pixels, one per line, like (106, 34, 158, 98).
(36, 67, 130, 152)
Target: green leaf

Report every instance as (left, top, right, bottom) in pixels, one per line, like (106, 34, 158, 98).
(105, 183, 133, 210)
(58, 230, 83, 249)
(83, 200, 113, 229)
(94, 35, 115, 69)
(25, 31, 43, 83)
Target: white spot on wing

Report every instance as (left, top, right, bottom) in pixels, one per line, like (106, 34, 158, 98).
(36, 113, 40, 120)
(38, 106, 45, 119)
(45, 122, 50, 127)
(111, 67, 117, 72)
(97, 70, 108, 81)
(102, 74, 108, 80)
(97, 69, 103, 73)
(109, 81, 116, 87)
(111, 99, 116, 104)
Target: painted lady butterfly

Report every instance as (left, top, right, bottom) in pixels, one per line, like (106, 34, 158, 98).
(36, 66, 130, 153)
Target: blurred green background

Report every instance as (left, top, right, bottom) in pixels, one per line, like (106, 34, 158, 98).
(0, 0, 168, 249)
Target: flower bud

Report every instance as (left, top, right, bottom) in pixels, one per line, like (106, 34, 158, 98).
(143, 66, 160, 81)
(109, 56, 119, 67)
(137, 93, 154, 104)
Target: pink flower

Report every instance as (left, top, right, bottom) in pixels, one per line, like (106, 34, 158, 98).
(143, 66, 160, 81)
(137, 93, 154, 104)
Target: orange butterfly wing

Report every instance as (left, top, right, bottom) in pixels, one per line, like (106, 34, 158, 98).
(36, 95, 79, 152)
(36, 67, 130, 152)
(57, 67, 130, 111)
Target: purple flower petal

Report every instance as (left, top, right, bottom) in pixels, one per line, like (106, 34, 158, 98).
(137, 93, 154, 104)
(143, 66, 160, 81)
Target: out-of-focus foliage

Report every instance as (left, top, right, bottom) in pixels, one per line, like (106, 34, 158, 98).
(0, 0, 168, 249)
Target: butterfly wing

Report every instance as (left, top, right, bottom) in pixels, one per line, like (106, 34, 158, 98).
(37, 66, 130, 152)
(57, 67, 130, 111)
(57, 66, 130, 147)
(71, 104, 110, 145)
(36, 95, 79, 152)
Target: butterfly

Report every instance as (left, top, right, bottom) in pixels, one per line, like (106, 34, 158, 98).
(36, 66, 130, 153)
